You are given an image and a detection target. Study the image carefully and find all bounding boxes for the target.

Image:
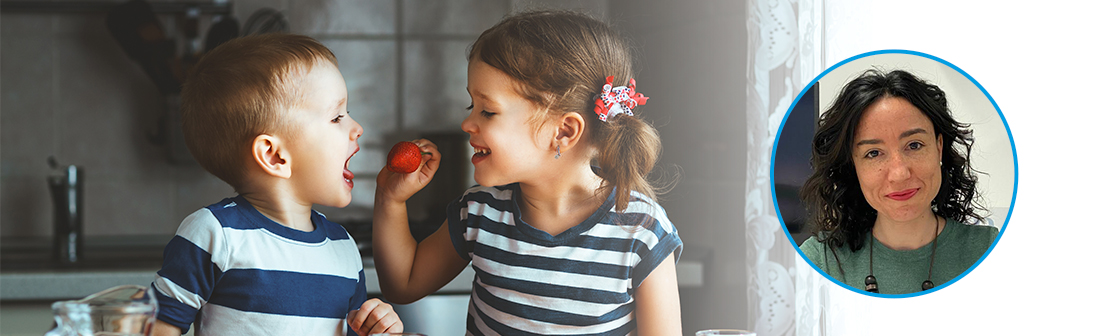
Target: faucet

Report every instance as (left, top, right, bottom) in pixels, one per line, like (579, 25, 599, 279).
(48, 156, 83, 264)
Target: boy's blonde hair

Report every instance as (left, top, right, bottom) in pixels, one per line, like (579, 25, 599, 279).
(181, 33, 337, 190)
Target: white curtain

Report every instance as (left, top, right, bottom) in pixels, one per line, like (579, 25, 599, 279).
(743, 0, 823, 335)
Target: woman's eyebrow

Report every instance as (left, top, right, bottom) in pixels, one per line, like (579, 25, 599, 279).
(855, 128, 930, 147)
(855, 138, 882, 147)
(900, 128, 929, 139)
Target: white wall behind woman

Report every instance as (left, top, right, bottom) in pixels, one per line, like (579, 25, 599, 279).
(795, 0, 1117, 335)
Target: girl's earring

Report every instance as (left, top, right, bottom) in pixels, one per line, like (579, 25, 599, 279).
(555, 144, 561, 159)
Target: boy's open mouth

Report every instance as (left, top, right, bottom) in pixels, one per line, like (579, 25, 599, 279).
(343, 145, 359, 185)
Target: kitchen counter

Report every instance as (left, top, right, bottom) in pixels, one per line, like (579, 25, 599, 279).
(1, 235, 705, 301)
(0, 260, 477, 301)
(1, 260, 703, 301)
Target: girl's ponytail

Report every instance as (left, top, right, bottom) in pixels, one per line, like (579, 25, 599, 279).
(597, 114, 661, 212)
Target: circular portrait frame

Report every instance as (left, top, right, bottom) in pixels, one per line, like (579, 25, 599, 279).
(770, 49, 1017, 298)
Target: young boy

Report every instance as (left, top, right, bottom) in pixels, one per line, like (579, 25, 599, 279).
(150, 33, 401, 336)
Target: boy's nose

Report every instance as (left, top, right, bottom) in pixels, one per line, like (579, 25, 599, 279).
(352, 120, 364, 139)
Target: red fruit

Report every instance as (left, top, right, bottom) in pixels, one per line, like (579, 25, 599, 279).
(387, 141, 424, 174)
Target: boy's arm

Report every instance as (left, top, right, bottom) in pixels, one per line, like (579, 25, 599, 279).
(371, 139, 469, 304)
(634, 251, 683, 336)
(151, 209, 226, 333)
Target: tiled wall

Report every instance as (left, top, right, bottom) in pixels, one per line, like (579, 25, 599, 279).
(1, 0, 749, 333)
(611, 0, 751, 332)
(0, 0, 608, 238)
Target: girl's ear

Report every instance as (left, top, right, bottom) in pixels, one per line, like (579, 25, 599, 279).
(252, 134, 292, 179)
(555, 111, 586, 152)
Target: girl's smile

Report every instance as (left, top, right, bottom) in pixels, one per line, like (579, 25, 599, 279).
(461, 60, 557, 187)
(470, 143, 492, 164)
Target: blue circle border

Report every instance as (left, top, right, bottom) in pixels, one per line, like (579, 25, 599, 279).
(770, 49, 1018, 299)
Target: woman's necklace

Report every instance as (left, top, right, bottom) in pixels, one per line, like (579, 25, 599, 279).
(865, 217, 941, 293)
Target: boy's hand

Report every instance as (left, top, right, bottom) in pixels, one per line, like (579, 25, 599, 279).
(347, 298, 403, 335)
(376, 139, 440, 203)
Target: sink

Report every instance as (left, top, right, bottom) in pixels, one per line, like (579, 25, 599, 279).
(1, 235, 170, 272)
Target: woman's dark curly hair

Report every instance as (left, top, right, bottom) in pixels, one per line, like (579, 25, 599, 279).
(800, 69, 984, 269)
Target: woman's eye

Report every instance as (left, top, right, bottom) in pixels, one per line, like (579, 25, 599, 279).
(908, 142, 924, 150)
(332, 114, 345, 123)
(466, 103, 473, 111)
(864, 149, 881, 159)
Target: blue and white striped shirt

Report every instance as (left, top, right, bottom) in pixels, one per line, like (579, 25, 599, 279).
(447, 184, 683, 335)
(152, 196, 367, 336)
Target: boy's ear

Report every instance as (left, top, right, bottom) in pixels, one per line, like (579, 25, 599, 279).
(252, 134, 292, 179)
(555, 111, 586, 152)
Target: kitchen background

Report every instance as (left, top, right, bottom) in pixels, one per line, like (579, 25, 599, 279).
(1, 0, 759, 335)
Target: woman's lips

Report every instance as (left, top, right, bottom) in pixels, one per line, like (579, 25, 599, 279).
(886, 188, 918, 201)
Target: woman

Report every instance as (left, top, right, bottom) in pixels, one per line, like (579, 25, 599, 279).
(798, 69, 998, 294)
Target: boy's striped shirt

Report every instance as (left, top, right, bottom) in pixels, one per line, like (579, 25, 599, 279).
(152, 196, 367, 336)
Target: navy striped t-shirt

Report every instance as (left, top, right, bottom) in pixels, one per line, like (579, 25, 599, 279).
(152, 196, 367, 336)
(447, 184, 683, 335)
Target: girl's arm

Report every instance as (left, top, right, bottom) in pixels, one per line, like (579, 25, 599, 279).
(371, 139, 469, 304)
(370, 216, 468, 303)
(150, 320, 182, 336)
(634, 251, 683, 336)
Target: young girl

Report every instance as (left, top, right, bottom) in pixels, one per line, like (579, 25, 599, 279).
(372, 11, 683, 335)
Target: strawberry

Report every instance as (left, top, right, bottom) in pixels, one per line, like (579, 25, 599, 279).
(387, 141, 426, 174)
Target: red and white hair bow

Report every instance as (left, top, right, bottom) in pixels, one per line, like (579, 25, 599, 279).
(594, 76, 649, 122)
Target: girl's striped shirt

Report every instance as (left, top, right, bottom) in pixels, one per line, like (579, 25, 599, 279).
(447, 184, 683, 335)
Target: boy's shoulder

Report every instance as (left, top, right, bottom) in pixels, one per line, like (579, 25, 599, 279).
(181, 196, 348, 238)
(172, 196, 250, 242)
(190, 196, 257, 230)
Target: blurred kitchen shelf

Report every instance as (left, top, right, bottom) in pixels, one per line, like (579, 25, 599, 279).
(0, 1, 231, 14)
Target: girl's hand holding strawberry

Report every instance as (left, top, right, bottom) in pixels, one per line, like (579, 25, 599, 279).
(376, 139, 439, 204)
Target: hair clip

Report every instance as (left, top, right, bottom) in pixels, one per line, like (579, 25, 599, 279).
(594, 76, 648, 122)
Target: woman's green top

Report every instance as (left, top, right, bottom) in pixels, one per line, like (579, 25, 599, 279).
(799, 218, 998, 294)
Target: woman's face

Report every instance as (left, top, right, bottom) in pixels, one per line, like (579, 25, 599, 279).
(851, 96, 943, 224)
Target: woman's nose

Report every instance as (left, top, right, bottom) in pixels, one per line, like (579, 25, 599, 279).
(885, 155, 912, 181)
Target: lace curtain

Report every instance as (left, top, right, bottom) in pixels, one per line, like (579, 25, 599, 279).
(743, 0, 822, 335)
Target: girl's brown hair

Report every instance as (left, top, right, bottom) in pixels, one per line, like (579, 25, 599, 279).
(469, 10, 661, 212)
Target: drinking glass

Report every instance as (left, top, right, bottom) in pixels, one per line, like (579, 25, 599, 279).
(45, 285, 157, 336)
